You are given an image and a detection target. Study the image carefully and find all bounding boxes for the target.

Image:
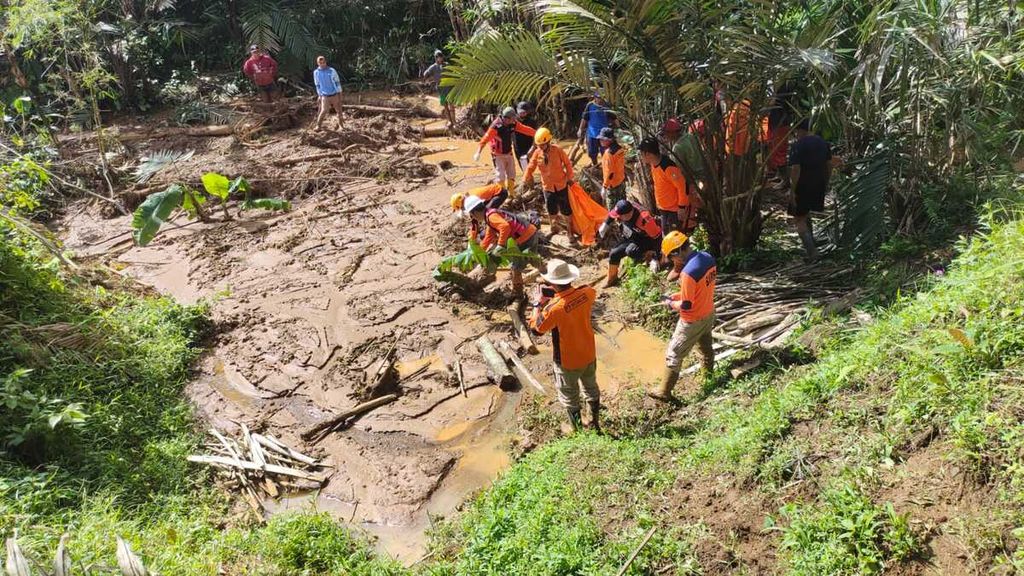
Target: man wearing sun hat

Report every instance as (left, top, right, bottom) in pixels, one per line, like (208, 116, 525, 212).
(529, 259, 601, 432)
(650, 231, 717, 403)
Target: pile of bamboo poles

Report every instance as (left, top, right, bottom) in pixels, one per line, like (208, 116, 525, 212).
(188, 426, 328, 514)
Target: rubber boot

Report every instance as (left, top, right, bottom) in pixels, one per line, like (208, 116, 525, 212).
(511, 270, 525, 302)
(567, 409, 583, 432)
(587, 401, 602, 433)
(647, 366, 679, 402)
(605, 264, 619, 287)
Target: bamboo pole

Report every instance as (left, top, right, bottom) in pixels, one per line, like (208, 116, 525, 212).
(475, 336, 515, 387)
(301, 394, 400, 442)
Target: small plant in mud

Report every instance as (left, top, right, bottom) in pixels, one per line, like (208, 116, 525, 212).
(620, 258, 676, 337)
(131, 172, 290, 246)
(432, 239, 539, 282)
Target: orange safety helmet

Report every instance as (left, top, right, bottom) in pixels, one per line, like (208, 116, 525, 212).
(661, 230, 689, 256)
(534, 127, 553, 145)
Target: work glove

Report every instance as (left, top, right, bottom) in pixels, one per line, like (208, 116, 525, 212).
(488, 245, 505, 258)
(600, 187, 608, 202)
(598, 221, 609, 239)
(649, 259, 660, 274)
(472, 150, 481, 163)
(662, 295, 677, 311)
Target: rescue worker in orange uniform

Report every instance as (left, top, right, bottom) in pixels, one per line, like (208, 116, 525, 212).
(598, 127, 626, 210)
(473, 107, 537, 193)
(464, 195, 539, 299)
(449, 183, 508, 213)
(522, 127, 576, 243)
(649, 231, 717, 403)
(597, 199, 662, 287)
(638, 136, 697, 280)
(529, 259, 601, 432)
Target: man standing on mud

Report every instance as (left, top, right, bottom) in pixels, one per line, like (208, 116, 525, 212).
(530, 259, 601, 433)
(422, 50, 456, 131)
(313, 56, 343, 131)
(514, 101, 538, 171)
(649, 231, 717, 403)
(243, 45, 279, 103)
(473, 107, 537, 193)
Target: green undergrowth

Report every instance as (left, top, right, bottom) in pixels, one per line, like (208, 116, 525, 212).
(0, 224, 402, 573)
(431, 205, 1024, 574)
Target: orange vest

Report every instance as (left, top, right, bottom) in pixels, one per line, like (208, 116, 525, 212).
(529, 285, 597, 370)
(600, 145, 626, 188)
(650, 156, 688, 212)
(672, 251, 716, 322)
(469, 183, 504, 201)
(524, 145, 573, 192)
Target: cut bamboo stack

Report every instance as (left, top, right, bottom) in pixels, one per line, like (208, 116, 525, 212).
(188, 425, 328, 514)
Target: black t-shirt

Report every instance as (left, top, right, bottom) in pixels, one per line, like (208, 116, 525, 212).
(789, 134, 832, 195)
(514, 116, 538, 158)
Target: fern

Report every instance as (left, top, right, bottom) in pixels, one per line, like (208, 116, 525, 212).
(133, 149, 194, 184)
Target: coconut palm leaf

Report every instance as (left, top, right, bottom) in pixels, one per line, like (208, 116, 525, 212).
(444, 30, 572, 105)
(823, 149, 891, 253)
(240, 0, 319, 63)
(133, 149, 194, 184)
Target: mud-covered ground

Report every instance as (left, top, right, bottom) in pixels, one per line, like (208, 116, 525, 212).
(57, 92, 642, 562)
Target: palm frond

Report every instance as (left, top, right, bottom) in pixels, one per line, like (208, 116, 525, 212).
(133, 149, 195, 184)
(823, 149, 892, 253)
(445, 30, 572, 105)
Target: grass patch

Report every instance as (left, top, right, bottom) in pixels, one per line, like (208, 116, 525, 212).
(0, 222, 400, 573)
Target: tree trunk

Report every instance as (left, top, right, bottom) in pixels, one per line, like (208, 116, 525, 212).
(3, 43, 30, 90)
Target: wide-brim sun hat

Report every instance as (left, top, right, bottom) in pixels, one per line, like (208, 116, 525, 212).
(541, 259, 580, 285)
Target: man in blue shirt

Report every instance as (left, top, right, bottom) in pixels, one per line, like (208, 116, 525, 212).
(313, 56, 343, 131)
(577, 92, 616, 165)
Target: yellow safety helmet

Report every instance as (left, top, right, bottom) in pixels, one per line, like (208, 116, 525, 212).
(661, 230, 689, 256)
(450, 193, 466, 212)
(534, 127, 552, 145)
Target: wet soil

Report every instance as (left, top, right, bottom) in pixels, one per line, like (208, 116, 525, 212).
(59, 92, 663, 563)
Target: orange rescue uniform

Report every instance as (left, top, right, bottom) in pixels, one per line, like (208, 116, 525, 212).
(650, 156, 688, 212)
(476, 210, 536, 250)
(600, 145, 626, 188)
(524, 145, 574, 192)
(725, 99, 752, 156)
(468, 183, 504, 201)
(530, 285, 597, 370)
(668, 251, 717, 323)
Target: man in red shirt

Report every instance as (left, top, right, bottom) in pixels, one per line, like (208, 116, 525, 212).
(530, 259, 601, 432)
(650, 231, 717, 403)
(243, 45, 279, 102)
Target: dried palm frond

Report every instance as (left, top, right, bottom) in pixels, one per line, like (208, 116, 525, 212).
(133, 149, 194, 184)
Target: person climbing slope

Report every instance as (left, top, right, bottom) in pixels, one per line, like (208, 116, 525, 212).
(598, 127, 626, 210)
(649, 231, 717, 403)
(464, 195, 539, 299)
(598, 199, 662, 287)
(522, 127, 576, 244)
(473, 107, 537, 193)
(450, 183, 508, 214)
(529, 259, 602, 432)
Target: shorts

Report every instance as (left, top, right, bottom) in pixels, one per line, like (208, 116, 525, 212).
(665, 314, 715, 370)
(788, 186, 825, 217)
(318, 93, 342, 115)
(257, 81, 277, 93)
(493, 153, 516, 184)
(438, 86, 452, 106)
(544, 187, 572, 216)
(554, 360, 599, 412)
(586, 137, 601, 162)
(658, 209, 679, 233)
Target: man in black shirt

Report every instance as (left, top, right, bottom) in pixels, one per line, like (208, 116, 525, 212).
(788, 119, 832, 261)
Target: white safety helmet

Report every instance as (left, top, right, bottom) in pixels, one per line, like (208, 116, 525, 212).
(463, 195, 485, 215)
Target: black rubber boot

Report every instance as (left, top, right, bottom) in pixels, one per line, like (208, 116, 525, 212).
(588, 401, 601, 434)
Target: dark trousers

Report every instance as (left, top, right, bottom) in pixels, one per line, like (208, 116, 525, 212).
(609, 236, 658, 266)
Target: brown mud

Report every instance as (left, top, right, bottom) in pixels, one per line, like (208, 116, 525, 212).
(58, 92, 661, 563)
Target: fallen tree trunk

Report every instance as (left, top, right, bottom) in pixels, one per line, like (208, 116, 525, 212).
(342, 104, 438, 118)
(301, 393, 399, 442)
(507, 304, 539, 355)
(497, 341, 545, 394)
(475, 336, 515, 388)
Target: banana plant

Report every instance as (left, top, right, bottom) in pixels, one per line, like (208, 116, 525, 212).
(433, 239, 540, 282)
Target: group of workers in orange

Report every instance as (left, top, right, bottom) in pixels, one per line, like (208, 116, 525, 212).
(447, 101, 723, 432)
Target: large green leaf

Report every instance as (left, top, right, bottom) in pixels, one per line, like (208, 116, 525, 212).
(201, 172, 231, 201)
(132, 185, 184, 246)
